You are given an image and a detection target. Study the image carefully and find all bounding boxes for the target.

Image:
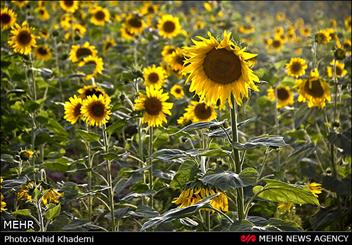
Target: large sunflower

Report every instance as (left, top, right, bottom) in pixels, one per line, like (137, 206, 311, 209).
(34, 45, 52, 61)
(326, 60, 347, 78)
(8, 21, 37, 55)
(296, 69, 331, 109)
(170, 84, 185, 99)
(78, 84, 108, 100)
(157, 14, 181, 39)
(143, 65, 167, 89)
(78, 55, 104, 80)
(90, 6, 110, 26)
(267, 85, 294, 109)
(60, 0, 79, 13)
(69, 42, 97, 63)
(134, 87, 173, 127)
(315, 30, 331, 44)
(182, 31, 259, 108)
(81, 94, 111, 127)
(181, 101, 217, 123)
(64, 95, 83, 124)
(286, 57, 307, 78)
(124, 14, 145, 35)
(0, 7, 17, 31)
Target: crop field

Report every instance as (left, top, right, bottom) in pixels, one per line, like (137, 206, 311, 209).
(0, 0, 351, 233)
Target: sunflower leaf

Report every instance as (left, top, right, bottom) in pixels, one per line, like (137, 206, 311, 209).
(233, 135, 287, 150)
(171, 120, 226, 135)
(76, 129, 101, 142)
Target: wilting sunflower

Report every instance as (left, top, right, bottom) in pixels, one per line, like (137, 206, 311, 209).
(172, 186, 228, 212)
(90, 6, 110, 26)
(182, 31, 259, 108)
(306, 182, 323, 197)
(143, 65, 167, 89)
(41, 189, 64, 206)
(120, 24, 136, 41)
(296, 69, 331, 109)
(124, 14, 145, 35)
(78, 55, 104, 80)
(0, 7, 17, 31)
(8, 21, 37, 55)
(182, 101, 217, 123)
(277, 202, 294, 213)
(267, 85, 294, 109)
(161, 45, 176, 62)
(157, 14, 181, 39)
(64, 95, 83, 124)
(326, 60, 347, 78)
(17, 181, 36, 202)
(170, 84, 185, 99)
(11, 0, 29, 8)
(134, 87, 173, 127)
(34, 45, 52, 61)
(78, 84, 108, 100)
(81, 94, 111, 127)
(315, 30, 331, 44)
(0, 193, 6, 212)
(35, 6, 50, 21)
(286, 57, 307, 78)
(60, 0, 79, 13)
(19, 149, 34, 160)
(103, 37, 116, 55)
(69, 42, 97, 63)
(167, 48, 186, 74)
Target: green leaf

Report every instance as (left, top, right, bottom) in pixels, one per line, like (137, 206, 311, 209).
(42, 157, 73, 172)
(179, 217, 199, 227)
(154, 149, 198, 161)
(44, 203, 61, 221)
(327, 128, 351, 156)
(12, 209, 31, 217)
(105, 121, 126, 135)
(76, 129, 101, 142)
(253, 179, 319, 206)
(171, 121, 225, 135)
(239, 168, 259, 186)
(233, 136, 287, 150)
(170, 161, 199, 190)
(47, 119, 68, 137)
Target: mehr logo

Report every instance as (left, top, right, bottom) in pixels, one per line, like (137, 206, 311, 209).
(240, 234, 257, 243)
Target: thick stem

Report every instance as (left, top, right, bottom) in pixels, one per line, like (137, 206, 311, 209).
(37, 201, 45, 232)
(148, 127, 154, 208)
(230, 95, 245, 221)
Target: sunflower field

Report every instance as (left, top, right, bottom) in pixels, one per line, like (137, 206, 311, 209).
(1, 1, 351, 233)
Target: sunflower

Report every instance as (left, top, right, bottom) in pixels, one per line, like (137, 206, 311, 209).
(170, 84, 185, 99)
(296, 69, 331, 109)
(120, 24, 136, 41)
(0, 193, 6, 212)
(182, 31, 259, 108)
(172, 186, 228, 212)
(345, 16, 351, 31)
(8, 21, 37, 55)
(60, 14, 75, 30)
(78, 84, 108, 100)
(143, 65, 167, 89)
(167, 48, 186, 74)
(0, 7, 17, 31)
(81, 94, 111, 127)
(124, 14, 145, 35)
(69, 42, 97, 63)
(277, 202, 294, 213)
(64, 95, 83, 124)
(134, 87, 173, 127)
(17, 181, 36, 202)
(39, 29, 49, 39)
(103, 37, 116, 55)
(299, 26, 311, 37)
(34, 45, 52, 61)
(161, 45, 176, 62)
(182, 101, 217, 123)
(35, 6, 50, 21)
(19, 149, 34, 160)
(276, 11, 286, 21)
(286, 57, 307, 78)
(286, 29, 297, 42)
(90, 6, 110, 26)
(72, 23, 87, 37)
(78, 55, 104, 80)
(326, 60, 347, 78)
(343, 39, 351, 56)
(238, 24, 255, 34)
(315, 30, 331, 44)
(267, 85, 294, 109)
(60, 0, 79, 13)
(11, 0, 29, 8)
(267, 37, 284, 52)
(140, 2, 159, 16)
(306, 182, 323, 197)
(157, 14, 181, 39)
(41, 189, 64, 206)
(274, 26, 284, 36)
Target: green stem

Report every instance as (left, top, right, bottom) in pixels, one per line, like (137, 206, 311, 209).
(37, 200, 45, 232)
(148, 127, 154, 208)
(86, 126, 93, 222)
(230, 95, 245, 221)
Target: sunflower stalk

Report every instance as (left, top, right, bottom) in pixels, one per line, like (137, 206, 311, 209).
(230, 95, 245, 221)
(85, 125, 93, 222)
(148, 127, 154, 208)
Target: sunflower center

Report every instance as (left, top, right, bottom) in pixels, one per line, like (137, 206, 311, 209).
(17, 30, 32, 45)
(175, 88, 181, 94)
(163, 21, 176, 33)
(37, 47, 48, 55)
(276, 88, 289, 101)
(176, 55, 185, 66)
(148, 6, 155, 13)
(88, 101, 105, 118)
(304, 79, 324, 98)
(64, 0, 74, 7)
(336, 66, 342, 76)
(203, 48, 242, 84)
(194, 103, 212, 120)
(39, 9, 45, 15)
(76, 48, 92, 58)
(144, 97, 162, 116)
(1, 13, 11, 24)
(148, 72, 159, 84)
(291, 62, 302, 73)
(128, 16, 142, 28)
(272, 40, 281, 48)
(95, 10, 105, 21)
(73, 104, 82, 118)
(167, 48, 175, 54)
(84, 88, 104, 98)
(343, 42, 351, 49)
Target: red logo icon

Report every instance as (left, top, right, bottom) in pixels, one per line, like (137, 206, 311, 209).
(240, 234, 257, 243)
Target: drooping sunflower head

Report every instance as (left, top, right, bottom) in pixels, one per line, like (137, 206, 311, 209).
(183, 101, 217, 123)
(90, 6, 110, 26)
(8, 21, 37, 55)
(0, 7, 17, 31)
(157, 14, 181, 39)
(34, 45, 52, 61)
(286, 57, 307, 78)
(167, 48, 186, 74)
(17, 180, 36, 202)
(143, 65, 167, 89)
(182, 31, 259, 108)
(64, 95, 83, 125)
(315, 30, 331, 44)
(124, 14, 145, 35)
(306, 182, 323, 197)
(81, 94, 111, 127)
(41, 189, 64, 206)
(134, 87, 173, 128)
(170, 84, 185, 100)
(78, 84, 108, 100)
(69, 42, 97, 63)
(35, 6, 50, 21)
(296, 70, 331, 109)
(60, 0, 79, 13)
(267, 85, 294, 109)
(326, 60, 347, 78)
(78, 55, 104, 80)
